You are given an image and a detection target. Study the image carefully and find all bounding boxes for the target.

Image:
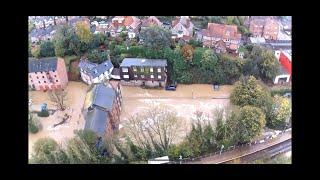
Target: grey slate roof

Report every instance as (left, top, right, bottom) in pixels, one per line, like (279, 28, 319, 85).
(92, 60, 114, 79)
(29, 57, 58, 73)
(79, 60, 114, 79)
(120, 58, 167, 67)
(78, 60, 98, 71)
(92, 83, 116, 110)
(84, 108, 109, 137)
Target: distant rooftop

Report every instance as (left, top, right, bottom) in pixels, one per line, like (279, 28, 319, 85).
(120, 58, 167, 67)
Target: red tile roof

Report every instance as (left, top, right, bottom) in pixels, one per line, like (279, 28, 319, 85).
(142, 16, 162, 27)
(202, 23, 241, 40)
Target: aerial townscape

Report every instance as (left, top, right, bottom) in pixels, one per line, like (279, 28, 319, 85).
(28, 16, 292, 164)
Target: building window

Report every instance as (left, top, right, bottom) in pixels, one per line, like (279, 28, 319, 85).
(35, 72, 37, 74)
(38, 81, 41, 84)
(29, 75, 31, 78)
(150, 68, 153, 72)
(157, 68, 161, 73)
(44, 81, 46, 83)
(122, 67, 128, 72)
(56, 80, 59, 82)
(36, 76, 39, 79)
(140, 68, 144, 72)
(141, 75, 145, 78)
(42, 76, 45, 78)
(158, 75, 161, 79)
(150, 75, 154, 79)
(54, 75, 57, 77)
(123, 75, 129, 79)
(133, 67, 137, 72)
(31, 80, 33, 82)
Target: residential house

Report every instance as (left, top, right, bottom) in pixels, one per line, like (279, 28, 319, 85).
(200, 23, 241, 54)
(28, 57, 68, 91)
(171, 16, 194, 41)
(141, 16, 163, 30)
(83, 82, 122, 138)
(29, 25, 57, 43)
(111, 16, 141, 38)
(91, 21, 109, 34)
(249, 17, 279, 40)
(120, 58, 167, 88)
(274, 50, 292, 84)
(78, 59, 115, 85)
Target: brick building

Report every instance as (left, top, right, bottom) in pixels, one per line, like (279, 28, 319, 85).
(28, 57, 68, 91)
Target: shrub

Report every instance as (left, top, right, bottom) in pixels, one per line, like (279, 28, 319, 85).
(29, 113, 42, 133)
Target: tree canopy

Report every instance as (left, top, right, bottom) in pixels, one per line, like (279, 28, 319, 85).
(139, 26, 171, 50)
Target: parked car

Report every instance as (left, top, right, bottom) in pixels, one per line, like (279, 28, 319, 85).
(165, 81, 177, 91)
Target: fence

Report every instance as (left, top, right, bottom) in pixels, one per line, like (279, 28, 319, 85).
(166, 128, 292, 164)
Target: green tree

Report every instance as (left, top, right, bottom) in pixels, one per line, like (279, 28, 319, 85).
(90, 33, 109, 49)
(31, 46, 41, 58)
(74, 129, 98, 147)
(219, 54, 244, 84)
(31, 138, 59, 164)
(245, 45, 280, 83)
(28, 37, 32, 57)
(75, 21, 92, 44)
(188, 39, 203, 48)
(201, 49, 218, 71)
(235, 106, 266, 143)
(53, 25, 74, 57)
(268, 95, 291, 129)
(139, 26, 171, 50)
(87, 49, 109, 64)
(39, 40, 55, 57)
(28, 111, 41, 134)
(259, 49, 280, 82)
(230, 76, 272, 110)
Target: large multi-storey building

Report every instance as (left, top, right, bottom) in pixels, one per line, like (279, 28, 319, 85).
(28, 57, 68, 91)
(120, 58, 167, 88)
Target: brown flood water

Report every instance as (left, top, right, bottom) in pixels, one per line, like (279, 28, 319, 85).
(28, 82, 88, 158)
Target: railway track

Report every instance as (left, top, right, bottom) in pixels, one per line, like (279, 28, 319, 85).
(179, 131, 291, 164)
(222, 139, 291, 164)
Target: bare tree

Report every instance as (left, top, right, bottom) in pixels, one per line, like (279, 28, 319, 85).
(124, 103, 184, 153)
(48, 89, 67, 111)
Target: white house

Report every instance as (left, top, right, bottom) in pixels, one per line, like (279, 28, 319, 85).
(79, 59, 115, 85)
(171, 16, 194, 39)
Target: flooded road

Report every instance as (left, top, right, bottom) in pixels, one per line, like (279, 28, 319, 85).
(28, 82, 88, 158)
(119, 84, 234, 140)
